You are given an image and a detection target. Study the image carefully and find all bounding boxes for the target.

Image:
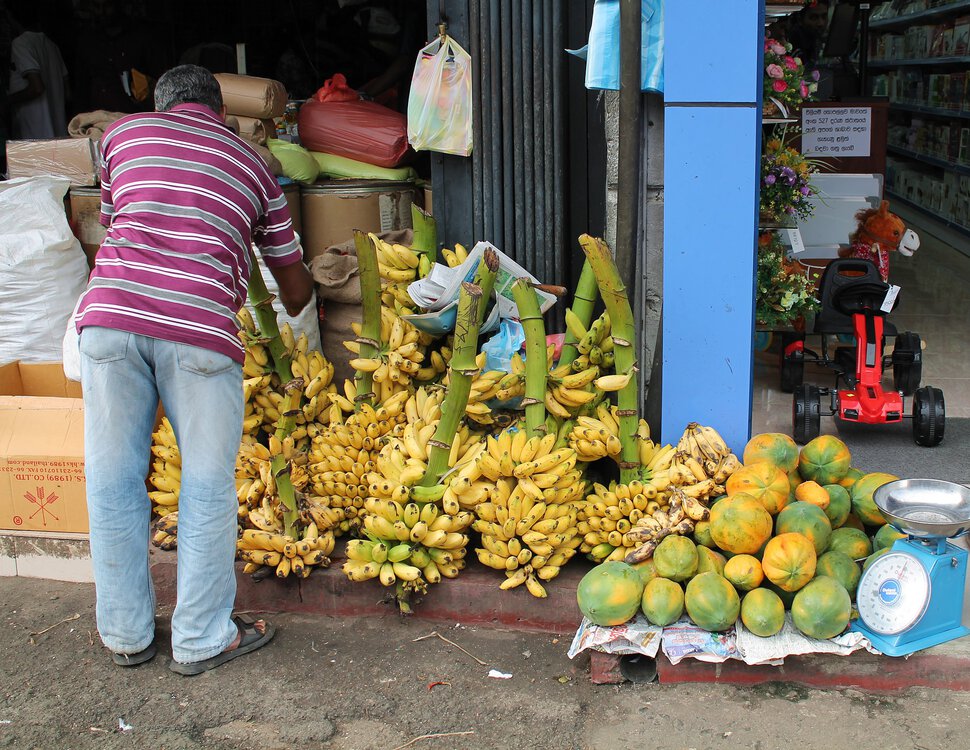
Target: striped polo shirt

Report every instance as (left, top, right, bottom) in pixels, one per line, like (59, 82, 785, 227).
(75, 103, 302, 363)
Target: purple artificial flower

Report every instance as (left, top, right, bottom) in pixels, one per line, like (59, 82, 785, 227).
(765, 174, 777, 185)
(800, 186, 811, 195)
(811, 69, 820, 82)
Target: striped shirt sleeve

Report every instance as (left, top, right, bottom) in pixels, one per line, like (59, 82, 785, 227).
(98, 138, 114, 227)
(253, 175, 301, 267)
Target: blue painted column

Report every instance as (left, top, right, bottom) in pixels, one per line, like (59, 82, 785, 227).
(661, 0, 764, 453)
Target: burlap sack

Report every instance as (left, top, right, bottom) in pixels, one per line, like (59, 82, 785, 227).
(311, 229, 414, 381)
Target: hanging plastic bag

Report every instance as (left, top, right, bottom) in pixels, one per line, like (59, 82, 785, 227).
(407, 34, 473, 156)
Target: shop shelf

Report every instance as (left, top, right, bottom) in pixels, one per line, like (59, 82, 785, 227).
(886, 189, 970, 240)
(889, 102, 970, 121)
(765, 3, 808, 22)
(871, 0, 970, 30)
(887, 145, 970, 177)
(869, 56, 970, 68)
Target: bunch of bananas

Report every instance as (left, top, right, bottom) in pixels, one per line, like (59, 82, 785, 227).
(623, 488, 711, 564)
(439, 241, 471, 269)
(238, 314, 338, 440)
(676, 422, 742, 484)
(304, 391, 412, 535)
(459, 428, 586, 597)
(578, 481, 711, 564)
(344, 499, 472, 593)
(237, 522, 336, 579)
(236, 434, 307, 529)
(344, 308, 428, 403)
(567, 404, 663, 468)
(148, 416, 180, 509)
(564, 310, 615, 372)
(373, 232, 423, 315)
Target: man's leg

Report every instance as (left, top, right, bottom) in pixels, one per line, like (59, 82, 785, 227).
(80, 327, 159, 655)
(154, 340, 243, 664)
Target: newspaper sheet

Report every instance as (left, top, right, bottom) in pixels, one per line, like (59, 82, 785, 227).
(567, 615, 662, 659)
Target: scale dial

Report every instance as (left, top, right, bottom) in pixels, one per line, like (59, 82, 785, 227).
(856, 552, 931, 636)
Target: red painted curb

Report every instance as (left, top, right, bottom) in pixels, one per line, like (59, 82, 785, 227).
(150, 549, 970, 692)
(150, 548, 588, 633)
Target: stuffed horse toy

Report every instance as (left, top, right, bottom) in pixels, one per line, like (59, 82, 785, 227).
(838, 200, 920, 282)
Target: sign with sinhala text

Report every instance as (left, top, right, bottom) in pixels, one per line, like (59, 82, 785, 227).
(801, 106, 872, 158)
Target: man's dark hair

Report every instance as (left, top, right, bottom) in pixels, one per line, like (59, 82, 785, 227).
(154, 64, 223, 113)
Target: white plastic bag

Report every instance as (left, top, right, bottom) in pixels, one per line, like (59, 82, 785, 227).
(0, 176, 90, 366)
(62, 299, 82, 382)
(407, 35, 473, 156)
(245, 249, 323, 355)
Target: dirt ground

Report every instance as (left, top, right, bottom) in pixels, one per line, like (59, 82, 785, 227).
(2, 576, 970, 750)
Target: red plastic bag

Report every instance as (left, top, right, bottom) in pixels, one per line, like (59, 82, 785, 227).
(313, 74, 359, 103)
(298, 97, 411, 169)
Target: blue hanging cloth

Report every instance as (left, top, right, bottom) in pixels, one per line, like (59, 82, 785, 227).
(567, 0, 664, 94)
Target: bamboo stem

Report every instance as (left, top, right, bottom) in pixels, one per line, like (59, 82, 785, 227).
(578, 235, 640, 483)
(559, 259, 599, 368)
(354, 230, 383, 410)
(511, 278, 547, 439)
(419, 282, 484, 488)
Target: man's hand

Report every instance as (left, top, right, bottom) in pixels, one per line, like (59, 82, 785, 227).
(269, 259, 314, 317)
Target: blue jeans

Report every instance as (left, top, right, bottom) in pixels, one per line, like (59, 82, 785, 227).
(80, 327, 243, 663)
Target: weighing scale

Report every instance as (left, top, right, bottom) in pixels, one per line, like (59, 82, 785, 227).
(851, 479, 970, 657)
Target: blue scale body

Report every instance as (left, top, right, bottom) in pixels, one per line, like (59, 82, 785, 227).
(851, 538, 970, 657)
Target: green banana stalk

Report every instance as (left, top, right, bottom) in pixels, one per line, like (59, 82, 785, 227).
(559, 259, 599, 367)
(418, 280, 489, 488)
(353, 230, 383, 410)
(246, 250, 299, 538)
(511, 278, 548, 439)
(578, 235, 641, 483)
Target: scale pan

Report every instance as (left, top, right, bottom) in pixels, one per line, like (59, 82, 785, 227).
(874, 479, 970, 539)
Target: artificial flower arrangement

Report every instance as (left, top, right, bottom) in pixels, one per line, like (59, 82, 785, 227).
(756, 231, 820, 328)
(763, 37, 819, 117)
(760, 137, 820, 223)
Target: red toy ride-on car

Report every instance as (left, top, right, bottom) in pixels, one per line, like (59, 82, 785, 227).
(789, 259, 944, 446)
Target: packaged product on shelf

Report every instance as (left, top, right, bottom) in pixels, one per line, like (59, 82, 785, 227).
(954, 16, 970, 56)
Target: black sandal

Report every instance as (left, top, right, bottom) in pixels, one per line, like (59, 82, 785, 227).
(112, 642, 157, 667)
(169, 614, 275, 676)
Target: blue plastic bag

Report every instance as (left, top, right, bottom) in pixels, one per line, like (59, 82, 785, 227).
(567, 0, 664, 93)
(482, 319, 525, 373)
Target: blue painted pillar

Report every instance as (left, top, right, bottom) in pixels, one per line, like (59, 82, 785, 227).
(661, 0, 764, 453)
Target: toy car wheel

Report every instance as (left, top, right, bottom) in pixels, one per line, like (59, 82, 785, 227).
(912, 385, 945, 447)
(892, 331, 922, 395)
(793, 384, 821, 444)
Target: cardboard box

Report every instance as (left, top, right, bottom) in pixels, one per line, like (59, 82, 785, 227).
(0, 363, 86, 534)
(299, 180, 418, 261)
(6, 138, 99, 187)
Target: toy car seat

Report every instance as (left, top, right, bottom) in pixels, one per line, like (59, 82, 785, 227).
(812, 258, 921, 394)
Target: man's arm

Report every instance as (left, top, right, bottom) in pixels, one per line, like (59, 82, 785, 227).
(7, 70, 44, 106)
(268, 259, 314, 317)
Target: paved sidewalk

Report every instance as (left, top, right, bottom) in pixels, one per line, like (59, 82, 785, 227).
(2, 576, 970, 750)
